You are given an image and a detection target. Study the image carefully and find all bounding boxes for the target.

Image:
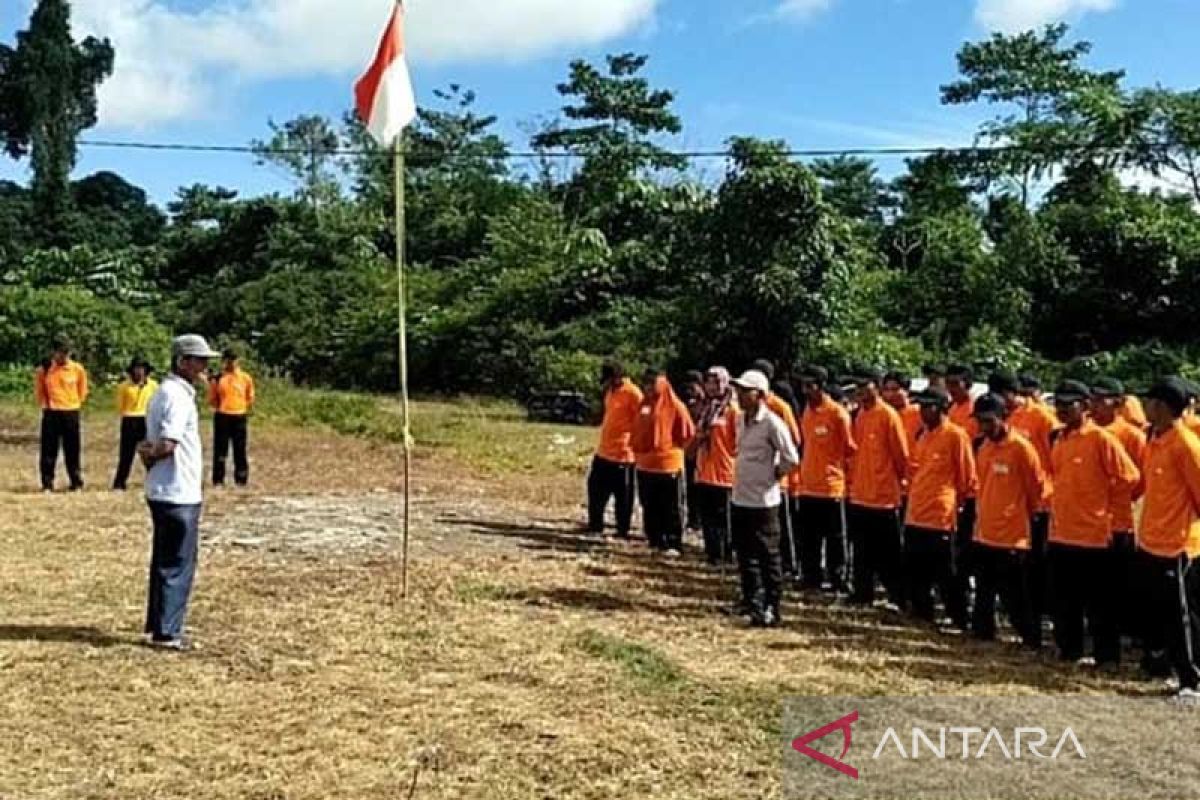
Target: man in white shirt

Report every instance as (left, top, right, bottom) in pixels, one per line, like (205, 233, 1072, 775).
(730, 370, 800, 628)
(137, 334, 220, 650)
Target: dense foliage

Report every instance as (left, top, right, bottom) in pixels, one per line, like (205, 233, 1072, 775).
(3, 9, 1200, 393)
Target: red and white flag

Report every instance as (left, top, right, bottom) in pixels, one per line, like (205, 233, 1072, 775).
(355, 2, 417, 147)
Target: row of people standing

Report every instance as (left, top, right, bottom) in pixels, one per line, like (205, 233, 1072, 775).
(586, 358, 1200, 700)
(34, 337, 257, 492)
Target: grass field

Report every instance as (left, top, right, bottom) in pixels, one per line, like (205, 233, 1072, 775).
(0, 389, 1171, 799)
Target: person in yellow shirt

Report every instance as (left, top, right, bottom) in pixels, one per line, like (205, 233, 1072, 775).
(208, 348, 256, 487)
(34, 337, 89, 492)
(112, 357, 159, 491)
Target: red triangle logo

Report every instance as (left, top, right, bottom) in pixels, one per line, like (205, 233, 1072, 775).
(791, 710, 860, 780)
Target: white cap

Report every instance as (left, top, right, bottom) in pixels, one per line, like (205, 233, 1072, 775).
(731, 370, 770, 393)
(171, 334, 220, 360)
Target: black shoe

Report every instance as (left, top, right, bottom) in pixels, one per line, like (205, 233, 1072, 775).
(752, 607, 780, 628)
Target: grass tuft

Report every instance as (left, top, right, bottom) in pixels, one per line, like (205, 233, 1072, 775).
(574, 629, 687, 691)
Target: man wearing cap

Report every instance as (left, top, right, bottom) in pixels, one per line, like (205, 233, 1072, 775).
(904, 387, 976, 629)
(1136, 377, 1200, 700)
(847, 369, 910, 608)
(796, 367, 856, 594)
(588, 361, 643, 538)
(34, 337, 89, 492)
(883, 371, 923, 453)
(137, 334, 221, 650)
(753, 359, 803, 578)
(729, 369, 799, 626)
(1047, 380, 1140, 667)
(208, 348, 256, 487)
(112, 357, 158, 491)
(1018, 373, 1048, 409)
(971, 393, 1047, 648)
(1090, 377, 1148, 641)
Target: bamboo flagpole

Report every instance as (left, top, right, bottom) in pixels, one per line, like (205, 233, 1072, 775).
(355, 1, 418, 599)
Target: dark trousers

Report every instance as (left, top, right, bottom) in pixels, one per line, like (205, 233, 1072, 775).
(145, 502, 202, 641)
(906, 526, 969, 629)
(213, 413, 249, 486)
(848, 505, 904, 606)
(113, 416, 148, 490)
(972, 544, 1039, 647)
(587, 456, 636, 536)
(798, 496, 847, 591)
(39, 409, 82, 490)
(1138, 551, 1200, 690)
(732, 504, 784, 615)
(954, 498, 977, 612)
(637, 470, 683, 551)
(694, 483, 732, 564)
(1050, 543, 1120, 665)
(780, 498, 799, 576)
(1111, 532, 1139, 638)
(1030, 512, 1051, 630)
(684, 457, 701, 530)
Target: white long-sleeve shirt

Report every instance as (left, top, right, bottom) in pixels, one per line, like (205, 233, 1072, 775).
(733, 404, 800, 509)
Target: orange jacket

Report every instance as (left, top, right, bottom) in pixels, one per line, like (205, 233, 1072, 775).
(1104, 416, 1148, 534)
(798, 394, 856, 499)
(905, 421, 977, 533)
(948, 398, 980, 441)
(632, 377, 695, 474)
(34, 361, 89, 411)
(1185, 413, 1200, 438)
(1120, 395, 1148, 428)
(1010, 400, 1058, 510)
(209, 368, 256, 415)
(849, 401, 910, 510)
(596, 379, 643, 463)
(765, 394, 803, 496)
(1139, 422, 1200, 559)
(975, 431, 1046, 551)
(898, 403, 923, 452)
(1048, 421, 1140, 548)
(696, 405, 739, 488)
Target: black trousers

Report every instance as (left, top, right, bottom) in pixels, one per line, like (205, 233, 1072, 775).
(637, 470, 683, 551)
(848, 505, 904, 606)
(40, 410, 82, 490)
(732, 504, 783, 614)
(587, 456, 636, 536)
(113, 416, 148, 490)
(779, 498, 799, 576)
(954, 498, 977, 612)
(906, 526, 969, 629)
(798, 496, 847, 591)
(972, 544, 1039, 647)
(1111, 531, 1138, 638)
(1030, 512, 1051, 630)
(694, 483, 732, 564)
(684, 457, 701, 530)
(1138, 551, 1200, 690)
(213, 413, 249, 486)
(1049, 543, 1120, 665)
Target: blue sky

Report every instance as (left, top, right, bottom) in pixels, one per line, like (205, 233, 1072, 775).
(1, 0, 1197, 206)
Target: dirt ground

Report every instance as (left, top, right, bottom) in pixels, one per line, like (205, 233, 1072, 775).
(0, 404, 1175, 799)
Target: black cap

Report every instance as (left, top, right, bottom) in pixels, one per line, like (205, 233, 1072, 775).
(915, 387, 951, 409)
(973, 393, 1007, 419)
(1090, 377, 1125, 398)
(922, 363, 946, 378)
(1018, 373, 1042, 393)
(884, 370, 912, 390)
(1053, 380, 1091, 404)
(947, 364, 974, 381)
(854, 367, 885, 387)
(988, 370, 1020, 395)
(800, 366, 829, 385)
(1145, 377, 1191, 417)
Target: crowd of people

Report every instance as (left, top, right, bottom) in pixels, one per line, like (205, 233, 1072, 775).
(32, 334, 257, 651)
(586, 359, 1200, 701)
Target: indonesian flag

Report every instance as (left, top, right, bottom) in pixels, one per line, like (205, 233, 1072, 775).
(354, 2, 417, 146)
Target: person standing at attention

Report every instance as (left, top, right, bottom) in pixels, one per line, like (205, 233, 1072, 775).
(729, 370, 799, 627)
(587, 361, 643, 538)
(631, 369, 695, 557)
(138, 335, 221, 650)
(692, 367, 739, 566)
(34, 337, 89, 492)
(112, 357, 158, 491)
(209, 348, 256, 487)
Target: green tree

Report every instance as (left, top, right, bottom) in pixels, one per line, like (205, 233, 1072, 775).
(1134, 89, 1200, 203)
(812, 155, 891, 226)
(251, 115, 342, 210)
(1, 0, 113, 227)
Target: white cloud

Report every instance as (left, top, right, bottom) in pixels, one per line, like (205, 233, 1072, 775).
(974, 0, 1118, 33)
(58, 0, 659, 129)
(775, 0, 835, 21)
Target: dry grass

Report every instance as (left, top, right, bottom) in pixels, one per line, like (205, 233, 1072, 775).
(0, 396, 1169, 799)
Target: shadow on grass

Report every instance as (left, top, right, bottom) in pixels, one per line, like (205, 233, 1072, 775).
(0, 624, 124, 647)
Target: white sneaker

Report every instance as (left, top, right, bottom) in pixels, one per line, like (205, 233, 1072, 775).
(1175, 687, 1200, 705)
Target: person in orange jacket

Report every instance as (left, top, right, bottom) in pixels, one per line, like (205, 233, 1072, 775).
(883, 371, 923, 453)
(34, 337, 89, 492)
(1047, 380, 1140, 668)
(1137, 377, 1200, 699)
(588, 361, 643, 539)
(691, 367, 739, 565)
(971, 393, 1047, 649)
(631, 369, 695, 557)
(208, 348, 256, 487)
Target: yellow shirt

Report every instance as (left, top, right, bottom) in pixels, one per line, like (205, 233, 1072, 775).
(116, 378, 158, 417)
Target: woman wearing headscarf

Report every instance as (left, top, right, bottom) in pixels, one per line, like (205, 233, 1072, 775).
(692, 367, 740, 565)
(632, 369, 696, 557)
